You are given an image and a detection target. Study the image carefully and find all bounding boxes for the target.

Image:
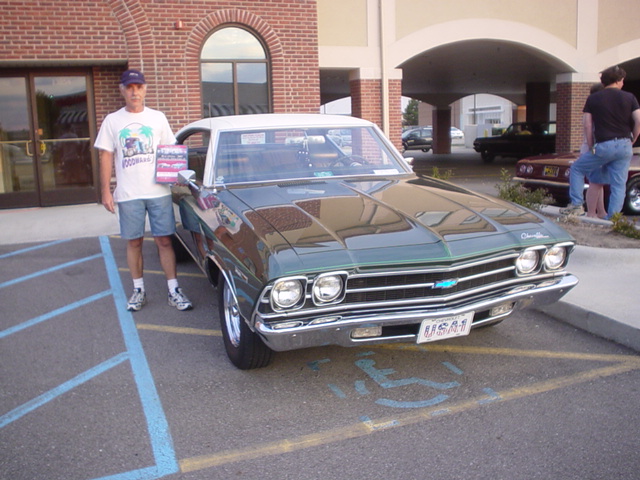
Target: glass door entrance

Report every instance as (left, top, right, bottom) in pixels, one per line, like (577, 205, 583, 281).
(0, 71, 96, 209)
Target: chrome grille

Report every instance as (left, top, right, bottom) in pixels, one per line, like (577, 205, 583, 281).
(258, 253, 524, 319)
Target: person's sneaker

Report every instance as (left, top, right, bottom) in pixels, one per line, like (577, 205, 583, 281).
(168, 287, 193, 311)
(560, 204, 585, 216)
(127, 288, 146, 312)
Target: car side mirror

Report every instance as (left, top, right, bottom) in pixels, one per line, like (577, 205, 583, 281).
(178, 169, 196, 185)
(178, 169, 205, 199)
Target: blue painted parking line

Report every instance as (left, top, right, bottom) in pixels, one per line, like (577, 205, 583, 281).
(0, 236, 178, 480)
(306, 358, 330, 371)
(0, 253, 102, 288)
(328, 384, 347, 398)
(478, 387, 501, 404)
(0, 290, 111, 339)
(0, 353, 129, 428)
(442, 361, 464, 375)
(0, 239, 71, 260)
(98, 235, 179, 479)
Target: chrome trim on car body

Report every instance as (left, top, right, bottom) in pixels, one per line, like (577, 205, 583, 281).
(256, 269, 571, 321)
(513, 176, 587, 191)
(254, 273, 578, 351)
(250, 244, 576, 351)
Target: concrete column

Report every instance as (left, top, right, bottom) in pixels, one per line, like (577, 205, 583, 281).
(432, 108, 452, 154)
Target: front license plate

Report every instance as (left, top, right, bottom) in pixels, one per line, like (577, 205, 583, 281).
(543, 166, 559, 177)
(417, 312, 474, 344)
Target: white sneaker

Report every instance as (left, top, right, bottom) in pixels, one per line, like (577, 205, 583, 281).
(560, 204, 585, 216)
(127, 288, 147, 312)
(168, 287, 193, 311)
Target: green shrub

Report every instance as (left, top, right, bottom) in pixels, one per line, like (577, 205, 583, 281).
(611, 212, 640, 239)
(430, 166, 454, 181)
(495, 168, 554, 210)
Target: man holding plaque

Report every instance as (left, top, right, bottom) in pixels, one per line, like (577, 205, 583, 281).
(95, 69, 192, 312)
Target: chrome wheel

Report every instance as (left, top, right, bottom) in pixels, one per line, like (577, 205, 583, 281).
(626, 178, 640, 214)
(218, 273, 274, 369)
(222, 280, 241, 348)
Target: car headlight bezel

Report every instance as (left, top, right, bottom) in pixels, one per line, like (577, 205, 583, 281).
(515, 247, 542, 275)
(312, 272, 347, 305)
(270, 276, 307, 311)
(543, 243, 571, 271)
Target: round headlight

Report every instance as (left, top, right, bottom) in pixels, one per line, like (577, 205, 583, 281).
(271, 279, 304, 309)
(516, 249, 540, 275)
(543, 246, 566, 270)
(313, 275, 343, 304)
(526, 165, 534, 174)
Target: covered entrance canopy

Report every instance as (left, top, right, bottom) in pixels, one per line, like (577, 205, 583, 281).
(320, 37, 640, 154)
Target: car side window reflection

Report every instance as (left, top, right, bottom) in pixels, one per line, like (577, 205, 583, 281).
(180, 131, 209, 183)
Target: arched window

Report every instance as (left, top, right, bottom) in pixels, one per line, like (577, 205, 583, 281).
(201, 26, 270, 117)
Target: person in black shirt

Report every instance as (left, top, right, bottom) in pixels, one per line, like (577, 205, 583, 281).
(562, 65, 640, 218)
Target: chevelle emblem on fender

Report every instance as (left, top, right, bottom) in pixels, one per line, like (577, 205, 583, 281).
(433, 279, 459, 289)
(521, 232, 550, 240)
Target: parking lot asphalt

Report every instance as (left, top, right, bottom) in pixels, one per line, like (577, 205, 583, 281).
(4, 235, 639, 479)
(0, 193, 640, 480)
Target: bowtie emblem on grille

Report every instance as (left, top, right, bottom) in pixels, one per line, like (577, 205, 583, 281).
(433, 279, 459, 289)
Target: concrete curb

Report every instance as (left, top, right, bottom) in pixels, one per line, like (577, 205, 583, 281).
(540, 302, 640, 353)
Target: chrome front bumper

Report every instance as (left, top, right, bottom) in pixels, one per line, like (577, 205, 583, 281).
(254, 273, 578, 351)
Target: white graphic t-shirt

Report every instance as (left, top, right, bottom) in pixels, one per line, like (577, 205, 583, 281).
(94, 107, 176, 202)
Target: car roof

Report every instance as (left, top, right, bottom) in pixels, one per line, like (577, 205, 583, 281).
(176, 113, 375, 135)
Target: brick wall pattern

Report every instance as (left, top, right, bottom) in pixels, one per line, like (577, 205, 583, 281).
(556, 82, 591, 154)
(1, 0, 322, 133)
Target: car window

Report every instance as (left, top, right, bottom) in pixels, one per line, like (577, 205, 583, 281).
(213, 126, 405, 184)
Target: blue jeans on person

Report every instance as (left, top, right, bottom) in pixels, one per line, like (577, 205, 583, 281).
(569, 138, 632, 219)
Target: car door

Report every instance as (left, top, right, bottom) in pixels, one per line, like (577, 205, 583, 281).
(172, 128, 214, 264)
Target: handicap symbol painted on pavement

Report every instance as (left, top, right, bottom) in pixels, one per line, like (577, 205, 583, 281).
(354, 356, 460, 408)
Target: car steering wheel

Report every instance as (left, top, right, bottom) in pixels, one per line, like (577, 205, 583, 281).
(330, 155, 368, 168)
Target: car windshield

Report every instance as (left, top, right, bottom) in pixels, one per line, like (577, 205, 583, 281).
(213, 126, 407, 184)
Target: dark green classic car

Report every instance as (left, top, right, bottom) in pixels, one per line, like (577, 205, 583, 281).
(172, 114, 578, 369)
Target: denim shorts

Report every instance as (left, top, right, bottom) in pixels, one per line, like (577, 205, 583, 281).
(117, 195, 176, 239)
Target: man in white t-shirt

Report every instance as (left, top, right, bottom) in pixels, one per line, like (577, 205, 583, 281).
(95, 69, 192, 312)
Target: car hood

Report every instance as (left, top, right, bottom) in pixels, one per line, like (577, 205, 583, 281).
(518, 153, 578, 166)
(519, 152, 640, 170)
(227, 175, 571, 273)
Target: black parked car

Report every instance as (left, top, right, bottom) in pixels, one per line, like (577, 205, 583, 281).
(402, 127, 432, 152)
(473, 121, 556, 163)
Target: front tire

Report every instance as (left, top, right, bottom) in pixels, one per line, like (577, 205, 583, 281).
(218, 273, 273, 369)
(480, 149, 495, 163)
